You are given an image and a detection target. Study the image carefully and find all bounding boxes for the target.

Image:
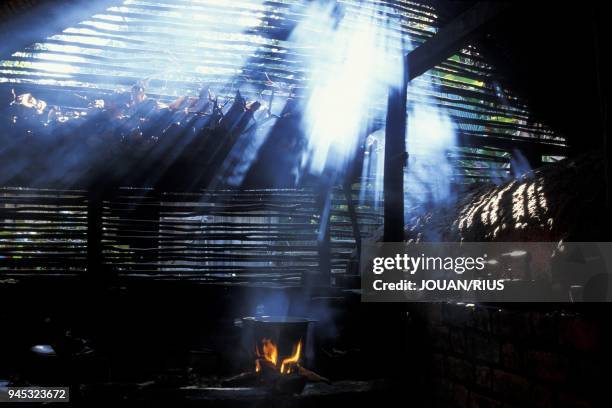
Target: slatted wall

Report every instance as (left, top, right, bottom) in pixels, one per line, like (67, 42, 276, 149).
(102, 188, 322, 285)
(329, 185, 383, 276)
(0, 185, 383, 284)
(0, 187, 88, 277)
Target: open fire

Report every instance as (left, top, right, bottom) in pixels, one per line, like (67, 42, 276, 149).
(255, 338, 303, 375)
(221, 316, 328, 393)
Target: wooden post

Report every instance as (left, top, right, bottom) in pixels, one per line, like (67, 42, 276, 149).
(383, 61, 408, 242)
(380, 1, 511, 242)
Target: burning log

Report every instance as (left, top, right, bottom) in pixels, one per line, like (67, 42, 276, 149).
(221, 365, 310, 394)
(298, 366, 330, 384)
(269, 372, 307, 395)
(254, 357, 279, 381)
(221, 328, 328, 395)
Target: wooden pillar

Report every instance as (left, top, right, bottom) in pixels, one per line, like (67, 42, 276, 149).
(384, 62, 408, 242)
(379, 1, 510, 241)
(380, 2, 511, 242)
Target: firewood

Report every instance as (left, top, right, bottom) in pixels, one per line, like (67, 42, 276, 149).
(221, 371, 258, 387)
(298, 366, 330, 384)
(271, 372, 307, 395)
(255, 358, 276, 370)
(255, 358, 278, 379)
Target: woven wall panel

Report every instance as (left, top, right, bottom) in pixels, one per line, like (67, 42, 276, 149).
(0, 186, 88, 276)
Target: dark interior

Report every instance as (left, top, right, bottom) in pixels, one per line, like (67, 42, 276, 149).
(0, 1, 610, 406)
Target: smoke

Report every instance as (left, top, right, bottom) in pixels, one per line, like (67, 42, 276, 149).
(292, 1, 407, 178)
(2, 0, 458, 196)
(253, 291, 291, 317)
(404, 82, 457, 209)
(224, 0, 410, 188)
(359, 59, 458, 213)
(510, 149, 533, 179)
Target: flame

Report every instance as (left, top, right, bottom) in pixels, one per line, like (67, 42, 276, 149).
(255, 338, 302, 375)
(260, 338, 278, 364)
(280, 340, 302, 374)
(255, 338, 278, 372)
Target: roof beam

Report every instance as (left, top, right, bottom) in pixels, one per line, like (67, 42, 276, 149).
(407, 1, 511, 81)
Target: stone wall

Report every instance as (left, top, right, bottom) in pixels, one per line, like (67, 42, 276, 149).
(412, 303, 607, 408)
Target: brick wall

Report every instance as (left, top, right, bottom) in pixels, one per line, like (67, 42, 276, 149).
(412, 303, 608, 408)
